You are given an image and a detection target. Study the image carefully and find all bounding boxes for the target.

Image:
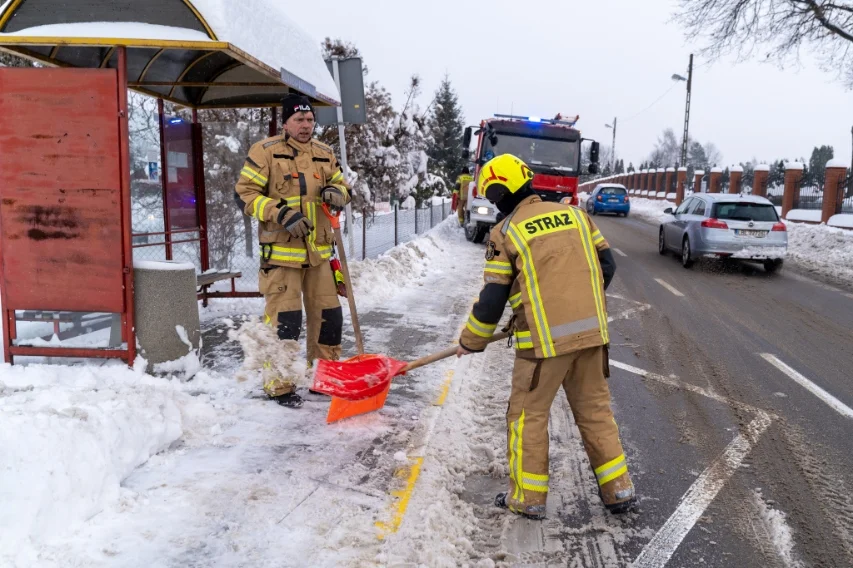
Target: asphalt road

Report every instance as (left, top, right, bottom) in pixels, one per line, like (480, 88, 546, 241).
(593, 212, 853, 567)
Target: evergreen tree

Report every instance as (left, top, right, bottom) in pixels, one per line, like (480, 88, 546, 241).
(807, 145, 834, 187)
(426, 74, 466, 191)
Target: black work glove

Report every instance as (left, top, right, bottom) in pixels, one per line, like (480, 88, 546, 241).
(321, 185, 347, 209)
(277, 206, 313, 239)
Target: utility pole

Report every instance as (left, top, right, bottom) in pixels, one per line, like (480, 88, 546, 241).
(611, 117, 617, 170)
(680, 54, 693, 168)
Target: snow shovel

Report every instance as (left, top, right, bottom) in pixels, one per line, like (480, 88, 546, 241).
(322, 204, 364, 354)
(313, 332, 509, 423)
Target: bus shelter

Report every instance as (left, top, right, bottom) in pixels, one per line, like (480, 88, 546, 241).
(0, 0, 340, 364)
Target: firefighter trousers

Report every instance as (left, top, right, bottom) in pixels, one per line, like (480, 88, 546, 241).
(259, 263, 342, 396)
(505, 345, 632, 513)
(457, 197, 467, 224)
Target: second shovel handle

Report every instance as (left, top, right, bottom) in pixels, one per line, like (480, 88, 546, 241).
(403, 332, 509, 373)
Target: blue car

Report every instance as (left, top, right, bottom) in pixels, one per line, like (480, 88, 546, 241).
(586, 184, 630, 217)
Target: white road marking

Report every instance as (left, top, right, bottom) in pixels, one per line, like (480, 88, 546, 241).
(760, 354, 853, 419)
(654, 278, 684, 297)
(632, 412, 772, 568)
(611, 359, 775, 566)
(613, 248, 628, 257)
(611, 360, 766, 415)
(608, 304, 652, 323)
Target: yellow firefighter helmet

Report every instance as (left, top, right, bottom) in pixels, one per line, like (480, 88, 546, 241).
(478, 154, 534, 203)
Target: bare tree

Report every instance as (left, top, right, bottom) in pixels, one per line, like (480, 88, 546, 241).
(675, 0, 853, 87)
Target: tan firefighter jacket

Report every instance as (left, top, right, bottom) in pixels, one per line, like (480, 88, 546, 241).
(455, 173, 473, 197)
(459, 195, 611, 359)
(235, 134, 350, 268)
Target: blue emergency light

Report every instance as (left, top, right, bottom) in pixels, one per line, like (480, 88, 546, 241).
(494, 113, 579, 127)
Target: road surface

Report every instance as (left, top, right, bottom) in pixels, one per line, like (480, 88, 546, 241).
(570, 213, 853, 567)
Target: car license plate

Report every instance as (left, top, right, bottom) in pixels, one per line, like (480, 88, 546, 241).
(735, 229, 767, 237)
(608, 198, 619, 203)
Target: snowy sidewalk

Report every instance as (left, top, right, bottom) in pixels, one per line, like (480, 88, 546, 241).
(1, 217, 490, 568)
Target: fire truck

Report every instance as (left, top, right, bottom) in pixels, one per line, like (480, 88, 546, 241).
(460, 114, 600, 243)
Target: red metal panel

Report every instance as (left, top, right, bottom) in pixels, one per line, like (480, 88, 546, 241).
(0, 68, 124, 313)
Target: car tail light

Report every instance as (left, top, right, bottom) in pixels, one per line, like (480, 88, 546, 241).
(701, 218, 729, 229)
(772, 222, 786, 232)
(625, 196, 630, 203)
(596, 195, 603, 202)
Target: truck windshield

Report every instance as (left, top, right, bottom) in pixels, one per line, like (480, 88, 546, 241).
(483, 135, 579, 174)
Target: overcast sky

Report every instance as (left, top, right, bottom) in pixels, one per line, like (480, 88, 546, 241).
(299, 0, 853, 168)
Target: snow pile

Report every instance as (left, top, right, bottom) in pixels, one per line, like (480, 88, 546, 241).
(349, 216, 460, 311)
(784, 221, 853, 282)
(828, 214, 853, 229)
(753, 490, 803, 567)
(624, 197, 675, 225)
(785, 209, 822, 223)
(229, 319, 307, 387)
(0, 363, 217, 565)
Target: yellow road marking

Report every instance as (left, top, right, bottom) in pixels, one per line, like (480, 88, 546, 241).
(375, 457, 424, 540)
(434, 369, 455, 406)
(375, 298, 477, 541)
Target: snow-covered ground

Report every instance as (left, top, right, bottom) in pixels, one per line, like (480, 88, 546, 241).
(0, 216, 492, 567)
(591, 196, 853, 284)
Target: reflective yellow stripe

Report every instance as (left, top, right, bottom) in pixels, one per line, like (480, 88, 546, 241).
(261, 244, 307, 263)
(241, 166, 268, 187)
(330, 170, 345, 184)
(594, 454, 628, 486)
(506, 223, 555, 358)
(317, 245, 333, 260)
(513, 411, 525, 502)
(509, 292, 522, 309)
(598, 465, 628, 486)
(264, 312, 272, 326)
(466, 314, 497, 338)
(485, 260, 513, 275)
(514, 330, 532, 349)
(569, 209, 609, 344)
(252, 196, 272, 221)
(521, 471, 549, 493)
(285, 196, 301, 207)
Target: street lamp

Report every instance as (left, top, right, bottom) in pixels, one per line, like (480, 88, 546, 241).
(672, 55, 693, 167)
(604, 118, 617, 171)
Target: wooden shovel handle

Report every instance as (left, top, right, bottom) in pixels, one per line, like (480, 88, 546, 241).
(403, 332, 509, 373)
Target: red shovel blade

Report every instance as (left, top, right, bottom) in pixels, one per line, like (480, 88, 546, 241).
(311, 354, 408, 401)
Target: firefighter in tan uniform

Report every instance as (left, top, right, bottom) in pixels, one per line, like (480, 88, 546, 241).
(457, 154, 635, 519)
(454, 167, 473, 226)
(235, 94, 350, 408)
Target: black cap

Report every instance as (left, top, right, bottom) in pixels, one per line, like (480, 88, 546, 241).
(281, 93, 315, 124)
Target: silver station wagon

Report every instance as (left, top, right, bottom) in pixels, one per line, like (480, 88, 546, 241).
(658, 194, 788, 272)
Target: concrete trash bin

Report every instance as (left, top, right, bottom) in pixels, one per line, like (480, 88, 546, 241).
(133, 260, 201, 375)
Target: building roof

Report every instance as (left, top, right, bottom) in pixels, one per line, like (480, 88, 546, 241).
(0, 0, 340, 108)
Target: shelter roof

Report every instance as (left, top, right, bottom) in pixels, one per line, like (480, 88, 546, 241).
(0, 0, 340, 108)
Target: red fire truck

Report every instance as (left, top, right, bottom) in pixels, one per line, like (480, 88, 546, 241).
(461, 114, 600, 242)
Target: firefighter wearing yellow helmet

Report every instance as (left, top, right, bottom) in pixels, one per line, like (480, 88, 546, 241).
(454, 166, 474, 225)
(457, 153, 635, 519)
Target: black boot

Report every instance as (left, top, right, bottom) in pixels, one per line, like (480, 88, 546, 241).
(495, 492, 546, 520)
(272, 392, 304, 408)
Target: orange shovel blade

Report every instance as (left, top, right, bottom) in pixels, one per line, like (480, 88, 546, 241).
(326, 384, 392, 423)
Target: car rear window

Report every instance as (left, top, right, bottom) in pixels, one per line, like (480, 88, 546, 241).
(713, 202, 779, 222)
(600, 187, 626, 195)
